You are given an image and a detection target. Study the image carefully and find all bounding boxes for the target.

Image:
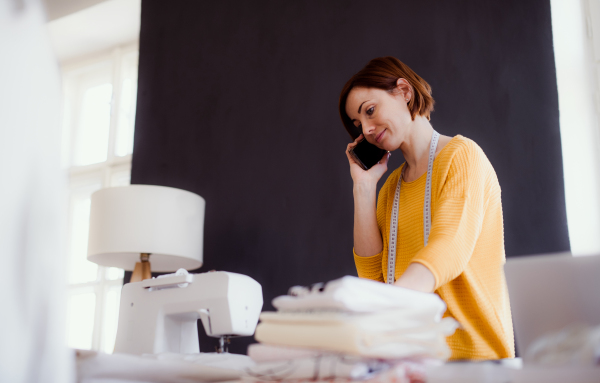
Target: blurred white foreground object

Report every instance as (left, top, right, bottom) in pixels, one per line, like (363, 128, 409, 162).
(114, 271, 263, 355)
(504, 253, 600, 360)
(526, 323, 600, 366)
(0, 0, 73, 382)
(274, 275, 446, 316)
(246, 354, 391, 381)
(88, 185, 205, 281)
(259, 276, 458, 360)
(77, 350, 253, 383)
(255, 309, 458, 359)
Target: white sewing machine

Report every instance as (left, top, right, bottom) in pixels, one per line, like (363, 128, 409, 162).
(114, 270, 263, 355)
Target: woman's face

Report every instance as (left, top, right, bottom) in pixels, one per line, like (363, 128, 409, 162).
(345, 84, 412, 151)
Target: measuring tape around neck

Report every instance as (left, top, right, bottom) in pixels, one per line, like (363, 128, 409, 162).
(386, 130, 439, 285)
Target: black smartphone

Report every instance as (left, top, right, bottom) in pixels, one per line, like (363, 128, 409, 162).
(349, 138, 388, 170)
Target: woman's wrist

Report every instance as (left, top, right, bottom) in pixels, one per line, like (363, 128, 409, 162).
(353, 180, 377, 196)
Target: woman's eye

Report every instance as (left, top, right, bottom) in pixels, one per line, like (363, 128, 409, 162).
(366, 106, 374, 116)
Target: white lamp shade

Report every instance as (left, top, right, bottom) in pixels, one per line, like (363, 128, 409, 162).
(87, 185, 205, 272)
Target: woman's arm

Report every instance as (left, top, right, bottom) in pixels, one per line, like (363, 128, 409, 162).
(410, 141, 489, 290)
(352, 181, 383, 256)
(346, 135, 390, 256)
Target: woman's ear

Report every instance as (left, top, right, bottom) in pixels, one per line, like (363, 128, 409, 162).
(395, 78, 412, 102)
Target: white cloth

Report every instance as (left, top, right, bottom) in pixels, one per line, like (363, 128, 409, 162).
(245, 354, 390, 381)
(244, 356, 429, 383)
(255, 310, 458, 359)
(273, 276, 446, 319)
(248, 344, 323, 363)
(142, 352, 255, 370)
(77, 350, 251, 383)
(525, 323, 600, 366)
(0, 0, 73, 382)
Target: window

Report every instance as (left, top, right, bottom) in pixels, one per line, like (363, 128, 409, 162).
(61, 44, 138, 352)
(551, 0, 600, 255)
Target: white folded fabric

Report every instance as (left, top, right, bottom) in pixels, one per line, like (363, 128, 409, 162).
(273, 276, 446, 319)
(245, 354, 391, 381)
(261, 305, 446, 327)
(255, 310, 458, 360)
(262, 276, 459, 362)
(76, 351, 250, 383)
(247, 343, 323, 363)
(243, 355, 429, 383)
(142, 352, 255, 370)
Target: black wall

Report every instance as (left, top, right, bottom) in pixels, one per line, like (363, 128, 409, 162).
(132, 0, 570, 353)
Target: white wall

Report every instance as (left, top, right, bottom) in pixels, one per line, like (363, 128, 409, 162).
(47, 0, 140, 63)
(44, 0, 109, 21)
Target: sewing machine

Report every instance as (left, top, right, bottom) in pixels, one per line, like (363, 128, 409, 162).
(114, 270, 263, 355)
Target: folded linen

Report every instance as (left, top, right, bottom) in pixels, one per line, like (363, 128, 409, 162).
(142, 352, 254, 370)
(245, 354, 391, 381)
(260, 306, 447, 328)
(243, 356, 428, 383)
(76, 350, 250, 383)
(247, 343, 323, 363)
(273, 276, 446, 318)
(255, 310, 458, 359)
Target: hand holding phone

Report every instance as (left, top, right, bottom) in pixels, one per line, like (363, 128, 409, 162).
(348, 136, 388, 170)
(345, 134, 390, 185)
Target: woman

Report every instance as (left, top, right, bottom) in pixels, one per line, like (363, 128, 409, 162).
(340, 57, 515, 360)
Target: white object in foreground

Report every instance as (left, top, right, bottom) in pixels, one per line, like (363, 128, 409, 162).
(77, 350, 253, 383)
(255, 310, 458, 359)
(273, 275, 447, 317)
(262, 276, 458, 359)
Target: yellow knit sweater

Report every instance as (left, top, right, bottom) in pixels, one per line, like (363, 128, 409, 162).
(354, 135, 515, 360)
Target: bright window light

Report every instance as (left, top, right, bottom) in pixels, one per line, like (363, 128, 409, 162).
(106, 267, 125, 281)
(68, 184, 101, 284)
(551, 0, 600, 255)
(62, 44, 137, 352)
(115, 51, 139, 157)
(67, 291, 97, 350)
(102, 288, 122, 353)
(74, 83, 113, 166)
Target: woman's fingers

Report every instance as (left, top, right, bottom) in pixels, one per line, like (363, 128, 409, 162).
(346, 135, 363, 156)
(368, 152, 390, 176)
(346, 134, 364, 165)
(346, 145, 360, 165)
(345, 132, 390, 184)
(346, 134, 364, 150)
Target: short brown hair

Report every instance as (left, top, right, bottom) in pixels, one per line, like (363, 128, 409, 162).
(338, 57, 435, 139)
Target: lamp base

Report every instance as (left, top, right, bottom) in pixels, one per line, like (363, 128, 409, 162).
(130, 253, 152, 282)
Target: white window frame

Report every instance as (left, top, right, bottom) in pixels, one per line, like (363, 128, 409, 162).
(551, 0, 600, 255)
(61, 42, 138, 352)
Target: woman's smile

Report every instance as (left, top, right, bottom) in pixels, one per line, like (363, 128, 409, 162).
(375, 129, 387, 143)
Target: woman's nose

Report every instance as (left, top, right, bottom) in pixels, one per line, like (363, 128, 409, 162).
(363, 123, 376, 135)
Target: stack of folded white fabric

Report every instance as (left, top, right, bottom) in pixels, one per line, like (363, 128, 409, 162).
(245, 276, 459, 382)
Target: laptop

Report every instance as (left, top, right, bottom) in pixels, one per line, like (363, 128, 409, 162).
(504, 252, 600, 357)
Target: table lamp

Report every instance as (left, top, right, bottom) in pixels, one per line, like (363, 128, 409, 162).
(87, 185, 205, 282)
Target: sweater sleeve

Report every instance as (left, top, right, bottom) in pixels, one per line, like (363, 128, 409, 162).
(411, 143, 487, 290)
(353, 249, 384, 281)
(353, 172, 396, 283)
